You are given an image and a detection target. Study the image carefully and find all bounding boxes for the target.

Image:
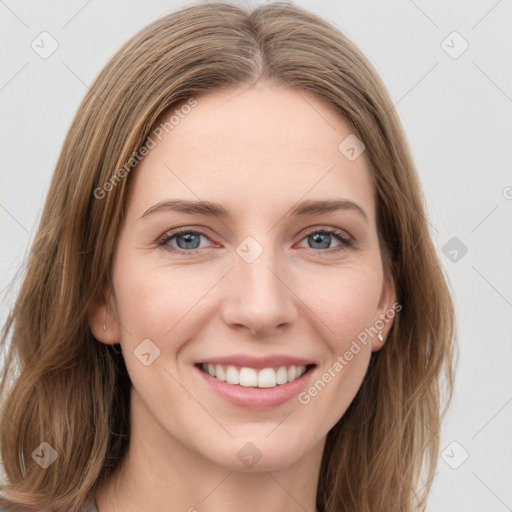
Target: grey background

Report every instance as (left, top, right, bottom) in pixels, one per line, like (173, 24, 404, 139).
(1, 0, 511, 510)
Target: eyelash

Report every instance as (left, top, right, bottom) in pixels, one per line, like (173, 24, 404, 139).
(157, 227, 353, 256)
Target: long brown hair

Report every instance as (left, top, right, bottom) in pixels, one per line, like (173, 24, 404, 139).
(0, 2, 456, 511)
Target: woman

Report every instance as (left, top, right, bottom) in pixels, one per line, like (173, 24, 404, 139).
(0, 2, 456, 511)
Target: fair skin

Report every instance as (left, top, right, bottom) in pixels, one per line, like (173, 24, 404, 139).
(89, 81, 396, 512)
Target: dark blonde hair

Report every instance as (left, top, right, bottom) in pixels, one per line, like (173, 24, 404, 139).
(0, 2, 456, 511)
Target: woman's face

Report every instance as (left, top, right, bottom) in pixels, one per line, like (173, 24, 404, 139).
(93, 81, 396, 472)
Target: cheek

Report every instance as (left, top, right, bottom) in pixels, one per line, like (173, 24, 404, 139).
(111, 258, 210, 401)
(112, 253, 217, 344)
(297, 271, 380, 426)
(303, 263, 383, 346)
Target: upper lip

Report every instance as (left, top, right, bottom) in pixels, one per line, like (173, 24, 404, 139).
(196, 354, 316, 370)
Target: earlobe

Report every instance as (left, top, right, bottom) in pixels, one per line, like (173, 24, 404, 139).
(88, 291, 121, 345)
(372, 272, 397, 352)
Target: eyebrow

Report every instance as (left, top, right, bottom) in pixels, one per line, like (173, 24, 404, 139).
(139, 198, 368, 223)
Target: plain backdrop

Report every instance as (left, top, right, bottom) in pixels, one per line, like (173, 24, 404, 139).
(1, 1, 511, 510)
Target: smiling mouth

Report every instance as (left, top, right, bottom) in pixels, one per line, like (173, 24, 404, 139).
(196, 363, 316, 388)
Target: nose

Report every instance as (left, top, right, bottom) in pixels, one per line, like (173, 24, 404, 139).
(220, 245, 299, 338)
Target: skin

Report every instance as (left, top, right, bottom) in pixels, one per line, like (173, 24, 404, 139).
(89, 81, 396, 512)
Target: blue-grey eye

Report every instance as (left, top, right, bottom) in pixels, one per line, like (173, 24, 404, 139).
(308, 232, 332, 249)
(298, 229, 352, 251)
(173, 232, 203, 250)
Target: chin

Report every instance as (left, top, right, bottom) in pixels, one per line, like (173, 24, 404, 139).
(200, 434, 315, 473)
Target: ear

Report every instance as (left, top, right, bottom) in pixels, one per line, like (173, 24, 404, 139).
(88, 287, 122, 345)
(371, 269, 398, 352)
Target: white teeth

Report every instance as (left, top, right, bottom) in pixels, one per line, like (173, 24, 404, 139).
(258, 368, 276, 388)
(225, 365, 240, 385)
(215, 365, 226, 382)
(276, 366, 288, 385)
(200, 363, 309, 387)
(239, 367, 258, 387)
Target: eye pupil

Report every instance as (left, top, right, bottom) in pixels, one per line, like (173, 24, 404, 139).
(176, 232, 201, 250)
(309, 232, 331, 249)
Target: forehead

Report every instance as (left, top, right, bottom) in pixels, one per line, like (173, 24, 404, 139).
(127, 82, 376, 223)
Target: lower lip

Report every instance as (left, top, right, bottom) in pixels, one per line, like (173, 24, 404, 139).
(195, 365, 316, 410)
